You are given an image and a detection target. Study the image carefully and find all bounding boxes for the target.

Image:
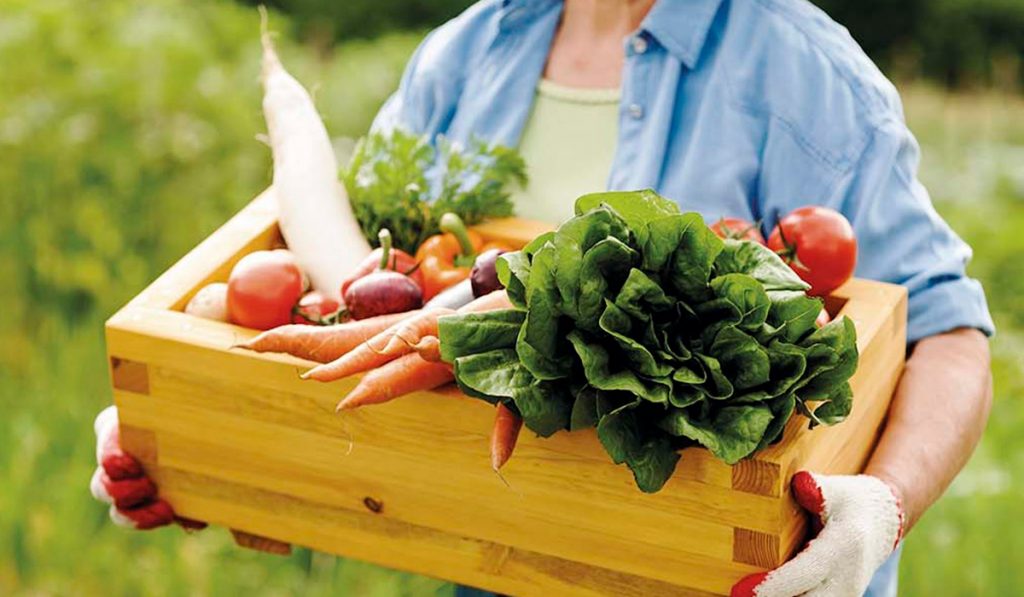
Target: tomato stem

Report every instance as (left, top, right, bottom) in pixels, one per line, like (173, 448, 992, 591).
(775, 224, 809, 271)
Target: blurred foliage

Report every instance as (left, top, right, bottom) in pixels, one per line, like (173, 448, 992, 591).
(1, 0, 1023, 595)
(237, 0, 470, 51)
(248, 0, 1024, 88)
(815, 0, 1024, 88)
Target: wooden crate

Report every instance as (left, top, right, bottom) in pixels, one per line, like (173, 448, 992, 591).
(106, 189, 907, 596)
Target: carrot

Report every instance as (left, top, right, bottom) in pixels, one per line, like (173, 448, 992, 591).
(375, 291, 509, 355)
(379, 307, 455, 355)
(462, 290, 513, 313)
(303, 308, 450, 381)
(293, 292, 509, 379)
(411, 336, 442, 362)
(302, 320, 405, 381)
(260, 8, 370, 299)
(336, 355, 453, 411)
(490, 402, 523, 471)
(236, 311, 415, 363)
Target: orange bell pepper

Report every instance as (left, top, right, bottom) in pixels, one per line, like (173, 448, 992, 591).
(415, 213, 510, 300)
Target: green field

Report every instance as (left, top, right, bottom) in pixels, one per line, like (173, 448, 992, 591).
(1, 1, 1022, 595)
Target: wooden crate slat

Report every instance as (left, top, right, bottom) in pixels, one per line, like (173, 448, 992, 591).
(151, 467, 748, 596)
(116, 385, 774, 556)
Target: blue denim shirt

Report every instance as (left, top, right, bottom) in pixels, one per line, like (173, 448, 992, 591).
(372, 0, 993, 343)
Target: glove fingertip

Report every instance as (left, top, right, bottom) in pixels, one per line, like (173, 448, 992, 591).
(106, 475, 158, 509)
(101, 451, 144, 480)
(119, 499, 176, 530)
(791, 471, 826, 517)
(731, 571, 769, 597)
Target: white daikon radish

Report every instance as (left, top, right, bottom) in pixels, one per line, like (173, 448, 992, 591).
(259, 9, 370, 300)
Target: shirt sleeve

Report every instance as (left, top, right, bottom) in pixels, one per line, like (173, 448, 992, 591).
(824, 119, 994, 343)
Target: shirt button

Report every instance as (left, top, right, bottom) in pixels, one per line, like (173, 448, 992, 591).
(628, 103, 644, 119)
(631, 35, 648, 55)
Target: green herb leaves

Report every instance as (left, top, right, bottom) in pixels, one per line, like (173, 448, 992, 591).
(439, 190, 858, 492)
(342, 129, 526, 253)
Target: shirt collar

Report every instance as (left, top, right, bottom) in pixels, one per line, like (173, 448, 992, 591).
(500, 0, 724, 68)
(641, 0, 725, 68)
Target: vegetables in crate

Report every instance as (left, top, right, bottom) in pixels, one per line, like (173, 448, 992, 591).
(438, 190, 858, 492)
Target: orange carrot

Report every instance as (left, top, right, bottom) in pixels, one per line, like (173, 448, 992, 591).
(304, 308, 452, 381)
(236, 311, 416, 363)
(411, 336, 442, 362)
(379, 307, 454, 355)
(462, 290, 512, 313)
(300, 318, 407, 381)
(336, 355, 453, 411)
(374, 291, 509, 355)
(490, 402, 523, 471)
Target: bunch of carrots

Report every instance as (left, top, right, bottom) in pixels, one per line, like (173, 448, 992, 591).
(236, 290, 524, 471)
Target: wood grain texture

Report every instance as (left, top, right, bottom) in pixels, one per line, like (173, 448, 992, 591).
(732, 528, 780, 568)
(110, 357, 149, 395)
(731, 460, 781, 497)
(107, 194, 908, 596)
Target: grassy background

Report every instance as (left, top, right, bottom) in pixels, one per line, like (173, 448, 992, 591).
(1, 1, 1022, 595)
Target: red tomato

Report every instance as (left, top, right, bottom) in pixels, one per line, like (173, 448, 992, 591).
(710, 217, 766, 244)
(227, 250, 304, 330)
(768, 206, 857, 297)
(291, 290, 342, 325)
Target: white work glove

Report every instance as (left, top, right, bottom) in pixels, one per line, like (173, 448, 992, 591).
(732, 471, 905, 597)
(90, 406, 204, 531)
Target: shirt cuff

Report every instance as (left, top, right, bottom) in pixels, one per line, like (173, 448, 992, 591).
(906, 276, 995, 344)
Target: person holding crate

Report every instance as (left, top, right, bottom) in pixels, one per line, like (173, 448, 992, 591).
(90, 0, 994, 595)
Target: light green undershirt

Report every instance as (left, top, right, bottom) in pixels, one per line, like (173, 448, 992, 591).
(510, 79, 621, 225)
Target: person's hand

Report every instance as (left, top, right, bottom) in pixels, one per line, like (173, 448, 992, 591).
(731, 472, 905, 597)
(90, 405, 205, 531)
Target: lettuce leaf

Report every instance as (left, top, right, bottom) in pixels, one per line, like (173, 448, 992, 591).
(439, 189, 858, 492)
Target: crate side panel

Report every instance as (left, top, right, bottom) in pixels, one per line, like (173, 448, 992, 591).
(116, 384, 764, 586)
(150, 467, 748, 596)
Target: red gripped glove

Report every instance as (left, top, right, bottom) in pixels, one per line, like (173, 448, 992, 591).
(90, 406, 205, 531)
(732, 471, 905, 597)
